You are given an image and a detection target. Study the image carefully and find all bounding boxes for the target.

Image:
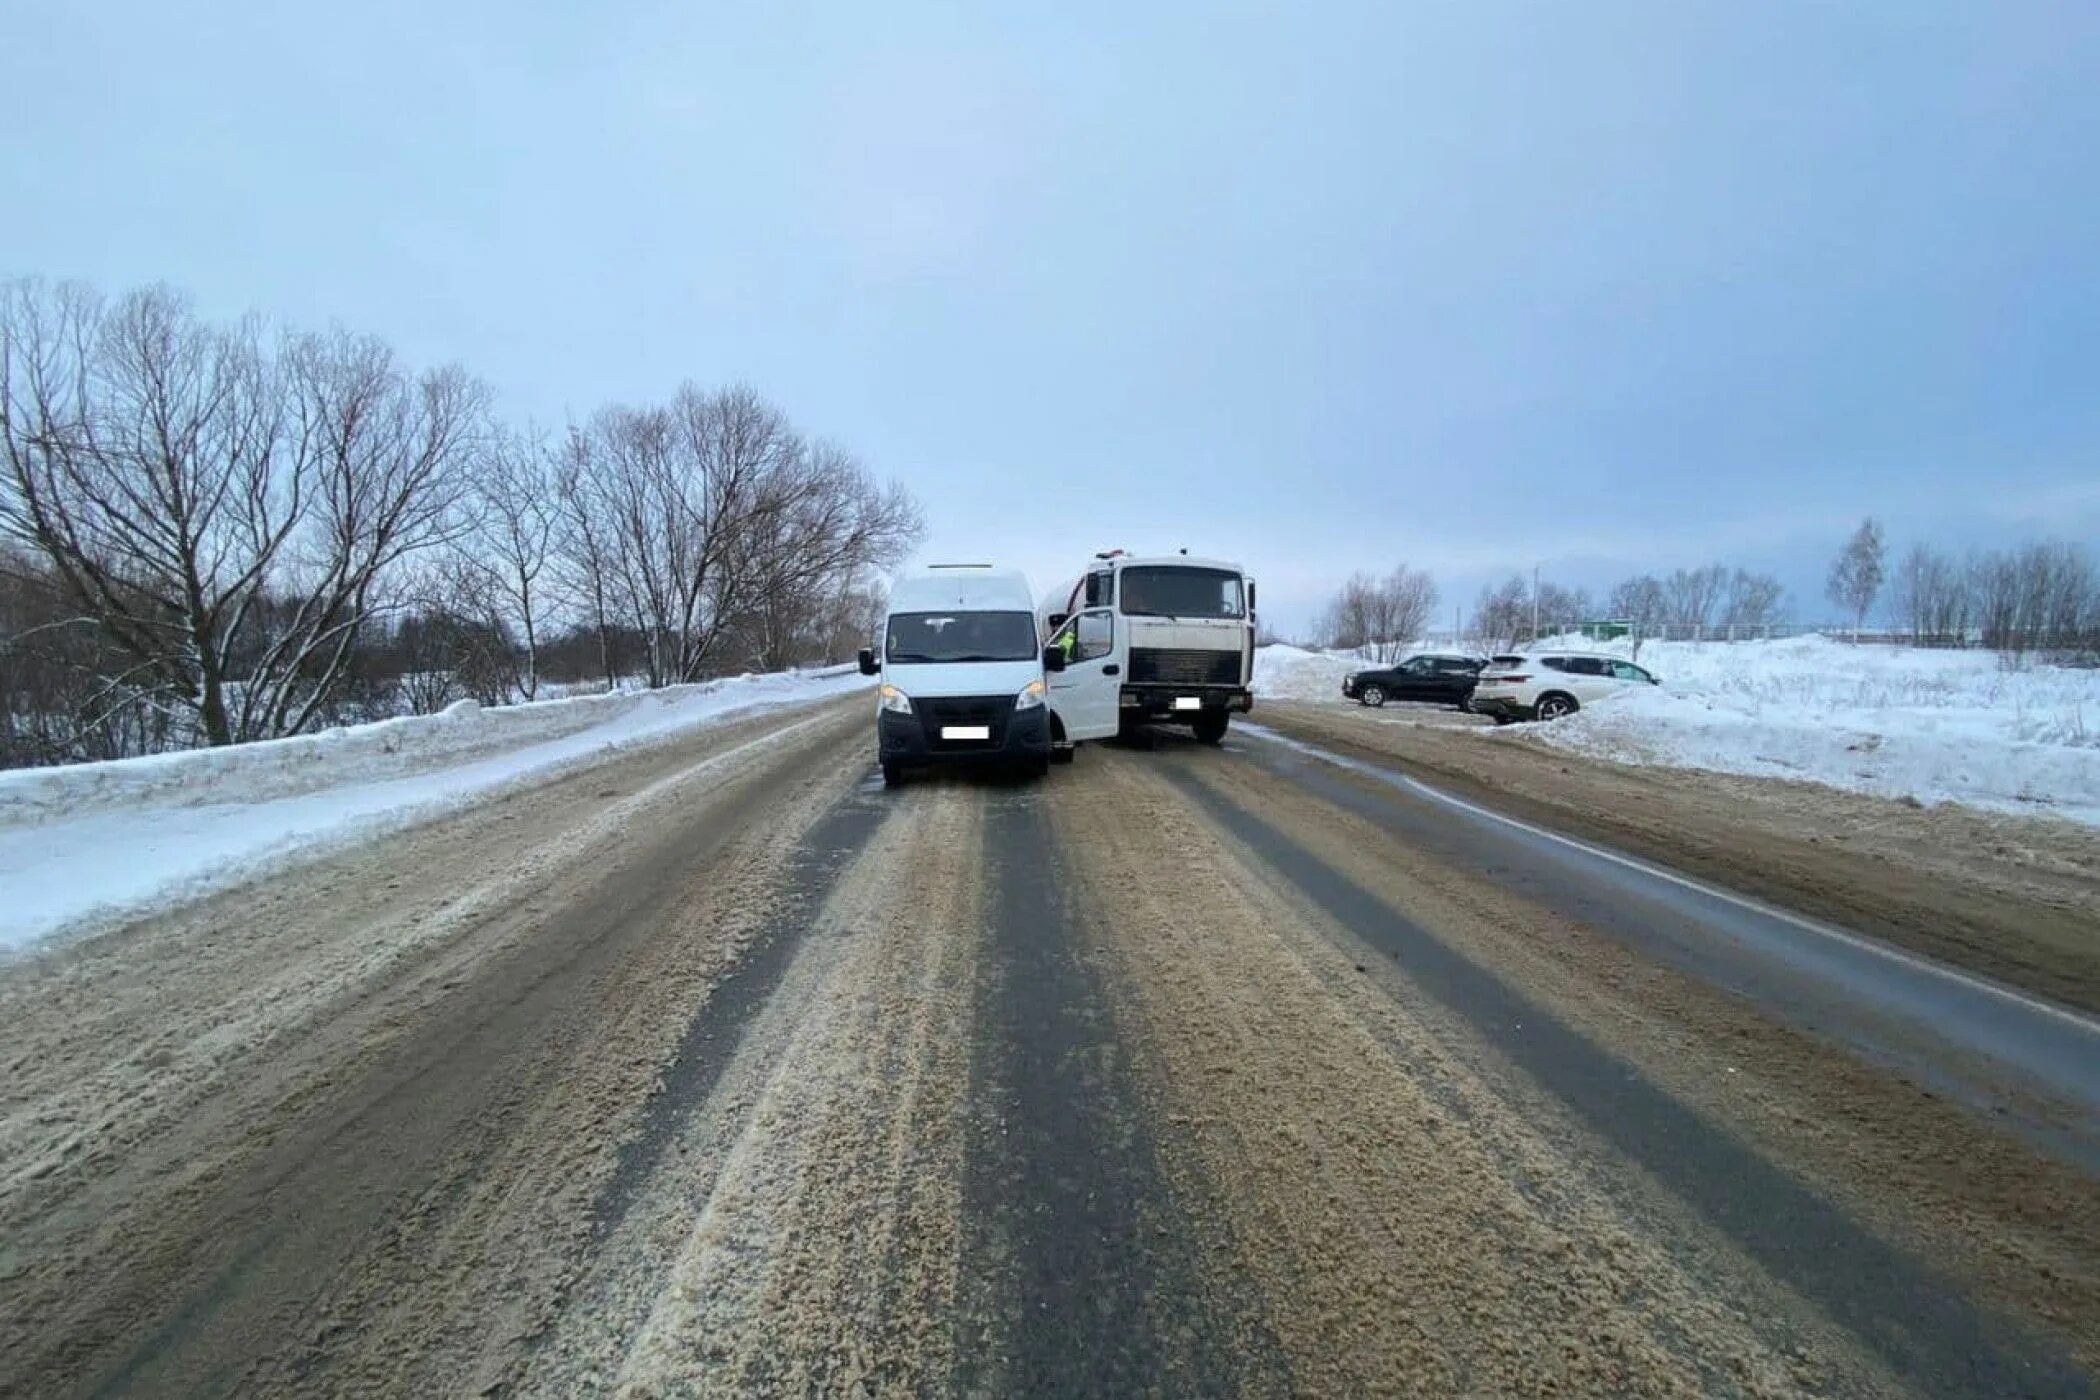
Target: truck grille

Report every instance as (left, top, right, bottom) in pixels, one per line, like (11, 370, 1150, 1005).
(1128, 647, 1241, 686)
(916, 695, 1015, 749)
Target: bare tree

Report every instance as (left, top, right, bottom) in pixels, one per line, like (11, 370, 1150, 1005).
(551, 426, 624, 690)
(1890, 543, 1969, 645)
(1320, 572, 1378, 653)
(240, 329, 482, 737)
(1663, 565, 1727, 632)
(1320, 565, 1438, 661)
(731, 440, 921, 669)
(1973, 541, 2098, 657)
(456, 426, 556, 699)
(557, 385, 922, 688)
(0, 281, 483, 747)
(1472, 575, 1531, 650)
(1826, 517, 1886, 639)
(2, 282, 282, 745)
(4, 275, 923, 766)
(1372, 565, 1439, 659)
(1606, 574, 1668, 632)
(1718, 568, 1785, 631)
(1533, 581, 1590, 636)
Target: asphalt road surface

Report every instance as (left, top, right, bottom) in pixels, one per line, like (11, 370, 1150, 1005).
(3, 695, 2096, 1398)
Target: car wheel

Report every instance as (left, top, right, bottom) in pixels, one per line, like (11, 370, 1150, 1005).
(1457, 694, 1474, 714)
(882, 761, 904, 787)
(1491, 713, 1513, 726)
(1360, 684, 1387, 708)
(1534, 692, 1579, 721)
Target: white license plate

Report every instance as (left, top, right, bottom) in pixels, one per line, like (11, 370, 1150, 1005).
(941, 725, 992, 740)
(1173, 697, 1203, 711)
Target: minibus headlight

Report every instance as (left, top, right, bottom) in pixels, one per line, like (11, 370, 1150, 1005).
(1014, 679, 1047, 711)
(878, 683, 913, 715)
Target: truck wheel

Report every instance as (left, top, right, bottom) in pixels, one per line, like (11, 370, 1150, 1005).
(882, 761, 904, 787)
(1360, 684, 1387, 708)
(1051, 745, 1075, 765)
(1192, 712, 1229, 745)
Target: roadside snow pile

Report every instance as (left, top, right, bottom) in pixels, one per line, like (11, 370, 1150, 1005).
(0, 667, 867, 951)
(1253, 645, 1362, 703)
(1518, 635, 2100, 824)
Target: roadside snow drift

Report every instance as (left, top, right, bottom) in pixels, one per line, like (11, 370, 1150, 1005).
(1252, 645, 1365, 704)
(1254, 638, 2100, 825)
(1518, 636, 2100, 825)
(0, 668, 869, 951)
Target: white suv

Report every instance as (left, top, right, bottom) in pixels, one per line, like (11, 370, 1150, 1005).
(1468, 651, 1659, 724)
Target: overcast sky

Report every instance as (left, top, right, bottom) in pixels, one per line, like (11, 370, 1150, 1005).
(5, 1, 2096, 633)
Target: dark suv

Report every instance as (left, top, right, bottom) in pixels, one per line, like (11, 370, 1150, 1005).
(1341, 654, 1487, 710)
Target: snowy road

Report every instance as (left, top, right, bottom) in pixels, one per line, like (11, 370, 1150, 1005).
(2, 697, 2096, 1397)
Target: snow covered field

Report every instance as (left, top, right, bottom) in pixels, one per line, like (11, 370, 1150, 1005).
(0, 668, 869, 951)
(1255, 638, 2100, 826)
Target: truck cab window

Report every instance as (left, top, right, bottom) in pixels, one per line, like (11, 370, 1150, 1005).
(1117, 566, 1245, 618)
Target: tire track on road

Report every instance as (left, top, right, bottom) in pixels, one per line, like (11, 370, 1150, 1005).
(1052, 748, 1835, 1397)
(1138, 742, 2091, 1397)
(1194, 729, 2100, 1382)
(952, 780, 1283, 1399)
(534, 774, 982, 1397)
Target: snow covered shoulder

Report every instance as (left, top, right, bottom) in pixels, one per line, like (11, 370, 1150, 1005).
(0, 667, 868, 952)
(1252, 637, 2100, 826)
(1511, 636, 2100, 826)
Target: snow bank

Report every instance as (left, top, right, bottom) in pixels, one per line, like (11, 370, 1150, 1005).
(1252, 645, 1363, 703)
(0, 667, 869, 951)
(1515, 635, 2100, 824)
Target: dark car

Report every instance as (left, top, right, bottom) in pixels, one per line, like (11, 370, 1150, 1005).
(1341, 653, 1487, 709)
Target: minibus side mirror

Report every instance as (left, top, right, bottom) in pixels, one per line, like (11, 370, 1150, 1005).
(1042, 647, 1067, 673)
(857, 648, 879, 676)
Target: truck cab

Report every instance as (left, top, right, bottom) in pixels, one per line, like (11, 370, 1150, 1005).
(1040, 552, 1257, 748)
(858, 565, 1120, 786)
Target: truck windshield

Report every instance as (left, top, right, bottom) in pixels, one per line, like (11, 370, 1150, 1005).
(886, 611, 1040, 664)
(1118, 567, 1245, 619)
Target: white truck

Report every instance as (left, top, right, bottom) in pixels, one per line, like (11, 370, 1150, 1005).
(858, 565, 1122, 786)
(1039, 550, 1257, 752)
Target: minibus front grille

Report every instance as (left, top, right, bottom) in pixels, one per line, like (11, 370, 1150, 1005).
(916, 695, 1016, 749)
